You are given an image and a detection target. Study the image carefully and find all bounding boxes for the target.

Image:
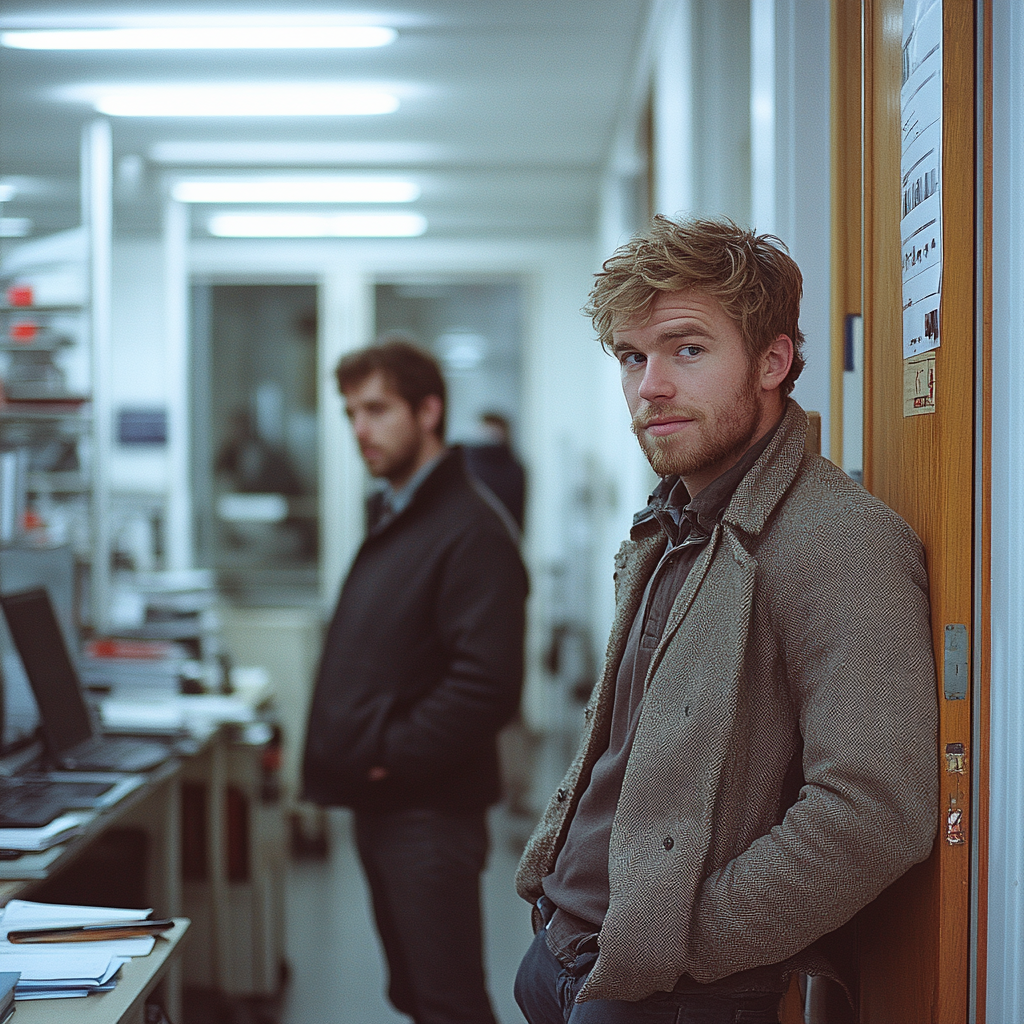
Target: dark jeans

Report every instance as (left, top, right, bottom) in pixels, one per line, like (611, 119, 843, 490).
(354, 806, 497, 1024)
(514, 927, 782, 1024)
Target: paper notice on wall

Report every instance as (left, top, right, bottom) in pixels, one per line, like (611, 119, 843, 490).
(901, 0, 943, 358)
(903, 352, 936, 417)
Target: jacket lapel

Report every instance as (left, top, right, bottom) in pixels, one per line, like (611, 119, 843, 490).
(604, 526, 663, 680)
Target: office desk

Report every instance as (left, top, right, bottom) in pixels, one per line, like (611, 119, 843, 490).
(0, 723, 285, 1019)
(0, 751, 191, 1020)
(0, 754, 185, 903)
(12, 918, 189, 1024)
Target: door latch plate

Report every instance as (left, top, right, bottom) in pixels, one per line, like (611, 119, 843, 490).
(943, 624, 968, 700)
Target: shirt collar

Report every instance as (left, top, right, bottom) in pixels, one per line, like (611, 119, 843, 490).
(635, 415, 784, 546)
(381, 450, 447, 518)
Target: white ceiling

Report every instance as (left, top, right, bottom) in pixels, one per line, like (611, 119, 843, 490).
(0, 2, 652, 240)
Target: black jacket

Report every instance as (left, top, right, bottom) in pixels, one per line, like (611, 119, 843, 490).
(301, 448, 528, 812)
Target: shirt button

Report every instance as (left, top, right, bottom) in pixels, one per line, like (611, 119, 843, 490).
(556, 789, 567, 802)
(662, 836, 674, 851)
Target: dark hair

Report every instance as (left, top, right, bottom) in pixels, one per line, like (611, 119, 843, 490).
(336, 336, 447, 438)
(583, 215, 806, 396)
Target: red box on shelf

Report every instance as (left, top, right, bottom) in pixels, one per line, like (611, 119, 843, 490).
(9, 320, 37, 341)
(6, 285, 33, 307)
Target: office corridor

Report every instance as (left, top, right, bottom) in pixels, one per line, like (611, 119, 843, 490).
(279, 807, 535, 1024)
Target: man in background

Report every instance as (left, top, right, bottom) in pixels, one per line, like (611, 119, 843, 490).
(514, 217, 937, 1023)
(464, 411, 527, 531)
(303, 339, 528, 1024)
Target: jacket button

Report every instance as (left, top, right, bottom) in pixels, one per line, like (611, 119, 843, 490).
(662, 836, 674, 851)
(556, 789, 567, 802)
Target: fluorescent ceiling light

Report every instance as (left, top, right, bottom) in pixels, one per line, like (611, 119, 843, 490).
(91, 85, 398, 117)
(172, 179, 420, 204)
(208, 213, 427, 238)
(1, 26, 396, 49)
(149, 141, 444, 166)
(0, 184, 16, 202)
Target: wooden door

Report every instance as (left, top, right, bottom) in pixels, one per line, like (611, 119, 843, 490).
(857, 1, 984, 1021)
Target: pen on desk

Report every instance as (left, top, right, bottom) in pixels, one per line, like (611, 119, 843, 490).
(6, 919, 174, 943)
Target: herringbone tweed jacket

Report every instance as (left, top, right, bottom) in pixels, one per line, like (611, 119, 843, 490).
(515, 400, 938, 1003)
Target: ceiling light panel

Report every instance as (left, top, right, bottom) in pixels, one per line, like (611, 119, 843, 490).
(149, 141, 445, 166)
(1, 26, 396, 49)
(208, 213, 427, 238)
(86, 85, 399, 118)
(172, 179, 420, 204)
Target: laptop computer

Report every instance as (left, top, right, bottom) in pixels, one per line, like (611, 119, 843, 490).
(0, 588, 171, 773)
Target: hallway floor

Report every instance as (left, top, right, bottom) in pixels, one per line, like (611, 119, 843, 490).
(278, 806, 536, 1024)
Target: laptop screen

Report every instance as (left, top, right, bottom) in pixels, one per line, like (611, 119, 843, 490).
(0, 588, 94, 757)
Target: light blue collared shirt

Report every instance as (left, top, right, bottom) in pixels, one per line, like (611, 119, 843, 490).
(380, 450, 446, 519)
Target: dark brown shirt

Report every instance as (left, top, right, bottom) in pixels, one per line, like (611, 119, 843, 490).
(543, 423, 782, 975)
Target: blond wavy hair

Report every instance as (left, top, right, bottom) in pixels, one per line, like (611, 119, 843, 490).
(584, 215, 806, 396)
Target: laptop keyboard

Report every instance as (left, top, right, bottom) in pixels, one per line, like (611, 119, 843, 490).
(60, 736, 171, 773)
(0, 777, 113, 828)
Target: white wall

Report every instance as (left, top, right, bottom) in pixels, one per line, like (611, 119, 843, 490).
(651, 0, 694, 219)
(771, 0, 832, 439)
(987, 0, 1024, 1016)
(111, 240, 168, 494)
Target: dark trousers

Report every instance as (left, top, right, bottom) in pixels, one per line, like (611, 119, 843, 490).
(354, 806, 497, 1024)
(514, 927, 782, 1024)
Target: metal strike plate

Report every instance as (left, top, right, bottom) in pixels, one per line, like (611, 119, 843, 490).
(943, 624, 968, 700)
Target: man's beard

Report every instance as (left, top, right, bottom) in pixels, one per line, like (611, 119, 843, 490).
(361, 432, 422, 484)
(631, 373, 763, 480)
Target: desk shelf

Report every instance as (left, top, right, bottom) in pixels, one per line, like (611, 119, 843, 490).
(12, 918, 189, 1024)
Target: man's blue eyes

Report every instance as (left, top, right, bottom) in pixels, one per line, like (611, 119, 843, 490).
(620, 345, 702, 365)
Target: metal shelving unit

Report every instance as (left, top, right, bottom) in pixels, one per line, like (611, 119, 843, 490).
(0, 119, 114, 631)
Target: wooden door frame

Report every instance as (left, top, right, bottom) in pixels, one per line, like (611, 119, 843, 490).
(971, 1, 992, 1019)
(857, 0, 987, 1021)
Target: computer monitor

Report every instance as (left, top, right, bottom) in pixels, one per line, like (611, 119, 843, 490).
(0, 545, 76, 754)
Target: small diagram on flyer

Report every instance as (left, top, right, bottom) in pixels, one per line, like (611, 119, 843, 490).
(903, 353, 936, 418)
(900, 0, 943, 359)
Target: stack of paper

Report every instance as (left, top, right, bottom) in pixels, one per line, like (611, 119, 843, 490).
(80, 636, 195, 699)
(0, 900, 158, 1000)
(0, 812, 91, 852)
(99, 693, 258, 735)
